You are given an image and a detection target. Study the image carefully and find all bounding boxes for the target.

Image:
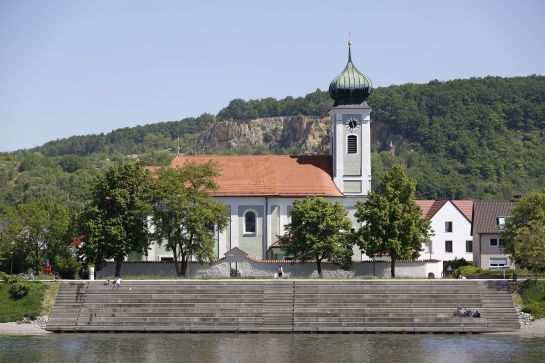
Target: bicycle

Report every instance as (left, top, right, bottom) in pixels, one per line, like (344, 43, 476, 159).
(18, 272, 35, 280)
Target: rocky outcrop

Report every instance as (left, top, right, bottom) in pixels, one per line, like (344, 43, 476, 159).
(196, 116, 401, 155)
(196, 116, 330, 154)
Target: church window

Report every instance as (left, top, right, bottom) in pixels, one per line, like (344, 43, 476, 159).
(347, 135, 357, 154)
(244, 210, 257, 234)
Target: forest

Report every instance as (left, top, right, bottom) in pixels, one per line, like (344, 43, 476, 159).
(0, 75, 544, 213)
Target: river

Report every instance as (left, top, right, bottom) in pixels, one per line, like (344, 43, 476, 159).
(1, 333, 544, 363)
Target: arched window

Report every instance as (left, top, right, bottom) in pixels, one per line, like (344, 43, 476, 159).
(244, 210, 256, 234)
(347, 135, 357, 154)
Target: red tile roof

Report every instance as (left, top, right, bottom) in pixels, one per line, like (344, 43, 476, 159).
(168, 155, 342, 197)
(416, 200, 447, 219)
(451, 200, 473, 222)
(416, 200, 473, 221)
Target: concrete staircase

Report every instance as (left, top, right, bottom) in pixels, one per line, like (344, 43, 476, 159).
(47, 280, 520, 333)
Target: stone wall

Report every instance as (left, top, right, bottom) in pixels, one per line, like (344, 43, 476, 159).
(95, 259, 442, 279)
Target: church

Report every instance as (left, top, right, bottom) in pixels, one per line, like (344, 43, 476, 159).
(147, 41, 373, 262)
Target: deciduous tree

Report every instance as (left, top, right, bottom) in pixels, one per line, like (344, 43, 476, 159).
(354, 164, 431, 278)
(76, 161, 152, 277)
(502, 191, 545, 275)
(151, 161, 229, 277)
(1, 199, 70, 274)
(279, 196, 353, 277)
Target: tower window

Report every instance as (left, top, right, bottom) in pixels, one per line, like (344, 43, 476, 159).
(347, 135, 357, 154)
(244, 210, 256, 234)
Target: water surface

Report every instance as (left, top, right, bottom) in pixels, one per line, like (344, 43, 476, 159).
(1, 333, 544, 363)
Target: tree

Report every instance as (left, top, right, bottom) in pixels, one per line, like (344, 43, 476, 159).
(354, 164, 432, 278)
(1, 199, 70, 274)
(279, 196, 353, 277)
(76, 161, 152, 277)
(512, 222, 545, 279)
(502, 190, 545, 275)
(151, 161, 229, 277)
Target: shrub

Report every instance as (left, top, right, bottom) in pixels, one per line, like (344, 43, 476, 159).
(9, 281, 29, 299)
(443, 258, 472, 273)
(0, 271, 9, 282)
(427, 272, 435, 279)
(55, 255, 81, 279)
(455, 265, 484, 278)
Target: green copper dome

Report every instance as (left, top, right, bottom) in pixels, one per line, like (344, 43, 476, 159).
(329, 42, 372, 106)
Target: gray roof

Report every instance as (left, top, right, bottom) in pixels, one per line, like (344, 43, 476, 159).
(472, 200, 512, 235)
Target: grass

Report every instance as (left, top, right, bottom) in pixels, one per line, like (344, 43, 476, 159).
(518, 279, 545, 319)
(41, 282, 59, 315)
(0, 281, 49, 322)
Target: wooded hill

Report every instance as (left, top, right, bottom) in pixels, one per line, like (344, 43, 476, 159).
(0, 75, 544, 211)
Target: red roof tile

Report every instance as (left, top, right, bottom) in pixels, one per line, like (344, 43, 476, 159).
(416, 200, 447, 219)
(416, 200, 474, 221)
(451, 200, 474, 222)
(168, 155, 342, 197)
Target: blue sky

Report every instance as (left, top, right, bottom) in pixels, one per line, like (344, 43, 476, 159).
(1, 0, 544, 152)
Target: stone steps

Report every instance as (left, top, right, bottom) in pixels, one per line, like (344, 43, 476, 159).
(47, 280, 519, 333)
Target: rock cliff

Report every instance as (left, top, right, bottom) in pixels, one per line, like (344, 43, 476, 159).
(196, 115, 397, 155)
(196, 116, 330, 154)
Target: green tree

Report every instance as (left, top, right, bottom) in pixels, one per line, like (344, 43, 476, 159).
(1, 199, 70, 274)
(76, 161, 152, 277)
(279, 196, 353, 277)
(151, 162, 229, 277)
(502, 191, 545, 274)
(354, 164, 432, 278)
(512, 222, 545, 279)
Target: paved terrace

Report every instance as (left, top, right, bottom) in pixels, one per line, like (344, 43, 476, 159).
(47, 279, 520, 333)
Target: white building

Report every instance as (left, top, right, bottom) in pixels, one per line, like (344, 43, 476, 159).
(417, 200, 474, 264)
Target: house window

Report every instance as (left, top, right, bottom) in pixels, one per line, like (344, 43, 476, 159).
(466, 240, 473, 253)
(497, 217, 506, 231)
(347, 135, 357, 154)
(445, 240, 453, 253)
(445, 221, 453, 232)
(490, 238, 499, 247)
(490, 257, 508, 268)
(244, 210, 257, 234)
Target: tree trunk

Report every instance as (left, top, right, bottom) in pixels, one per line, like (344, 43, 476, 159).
(172, 244, 181, 276)
(181, 250, 188, 277)
(317, 259, 323, 278)
(390, 256, 396, 278)
(115, 258, 123, 277)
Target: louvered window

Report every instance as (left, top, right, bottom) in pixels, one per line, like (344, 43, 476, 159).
(347, 135, 357, 154)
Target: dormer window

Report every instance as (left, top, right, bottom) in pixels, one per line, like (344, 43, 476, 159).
(497, 217, 506, 231)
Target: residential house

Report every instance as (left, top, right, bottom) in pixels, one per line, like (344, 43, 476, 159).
(472, 200, 513, 269)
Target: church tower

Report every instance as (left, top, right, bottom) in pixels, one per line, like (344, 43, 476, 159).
(328, 41, 372, 196)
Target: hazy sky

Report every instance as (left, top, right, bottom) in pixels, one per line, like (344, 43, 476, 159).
(1, 0, 544, 152)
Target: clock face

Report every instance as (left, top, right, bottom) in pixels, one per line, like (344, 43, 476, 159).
(345, 117, 360, 131)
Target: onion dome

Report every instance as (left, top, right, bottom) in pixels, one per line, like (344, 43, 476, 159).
(329, 41, 372, 106)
